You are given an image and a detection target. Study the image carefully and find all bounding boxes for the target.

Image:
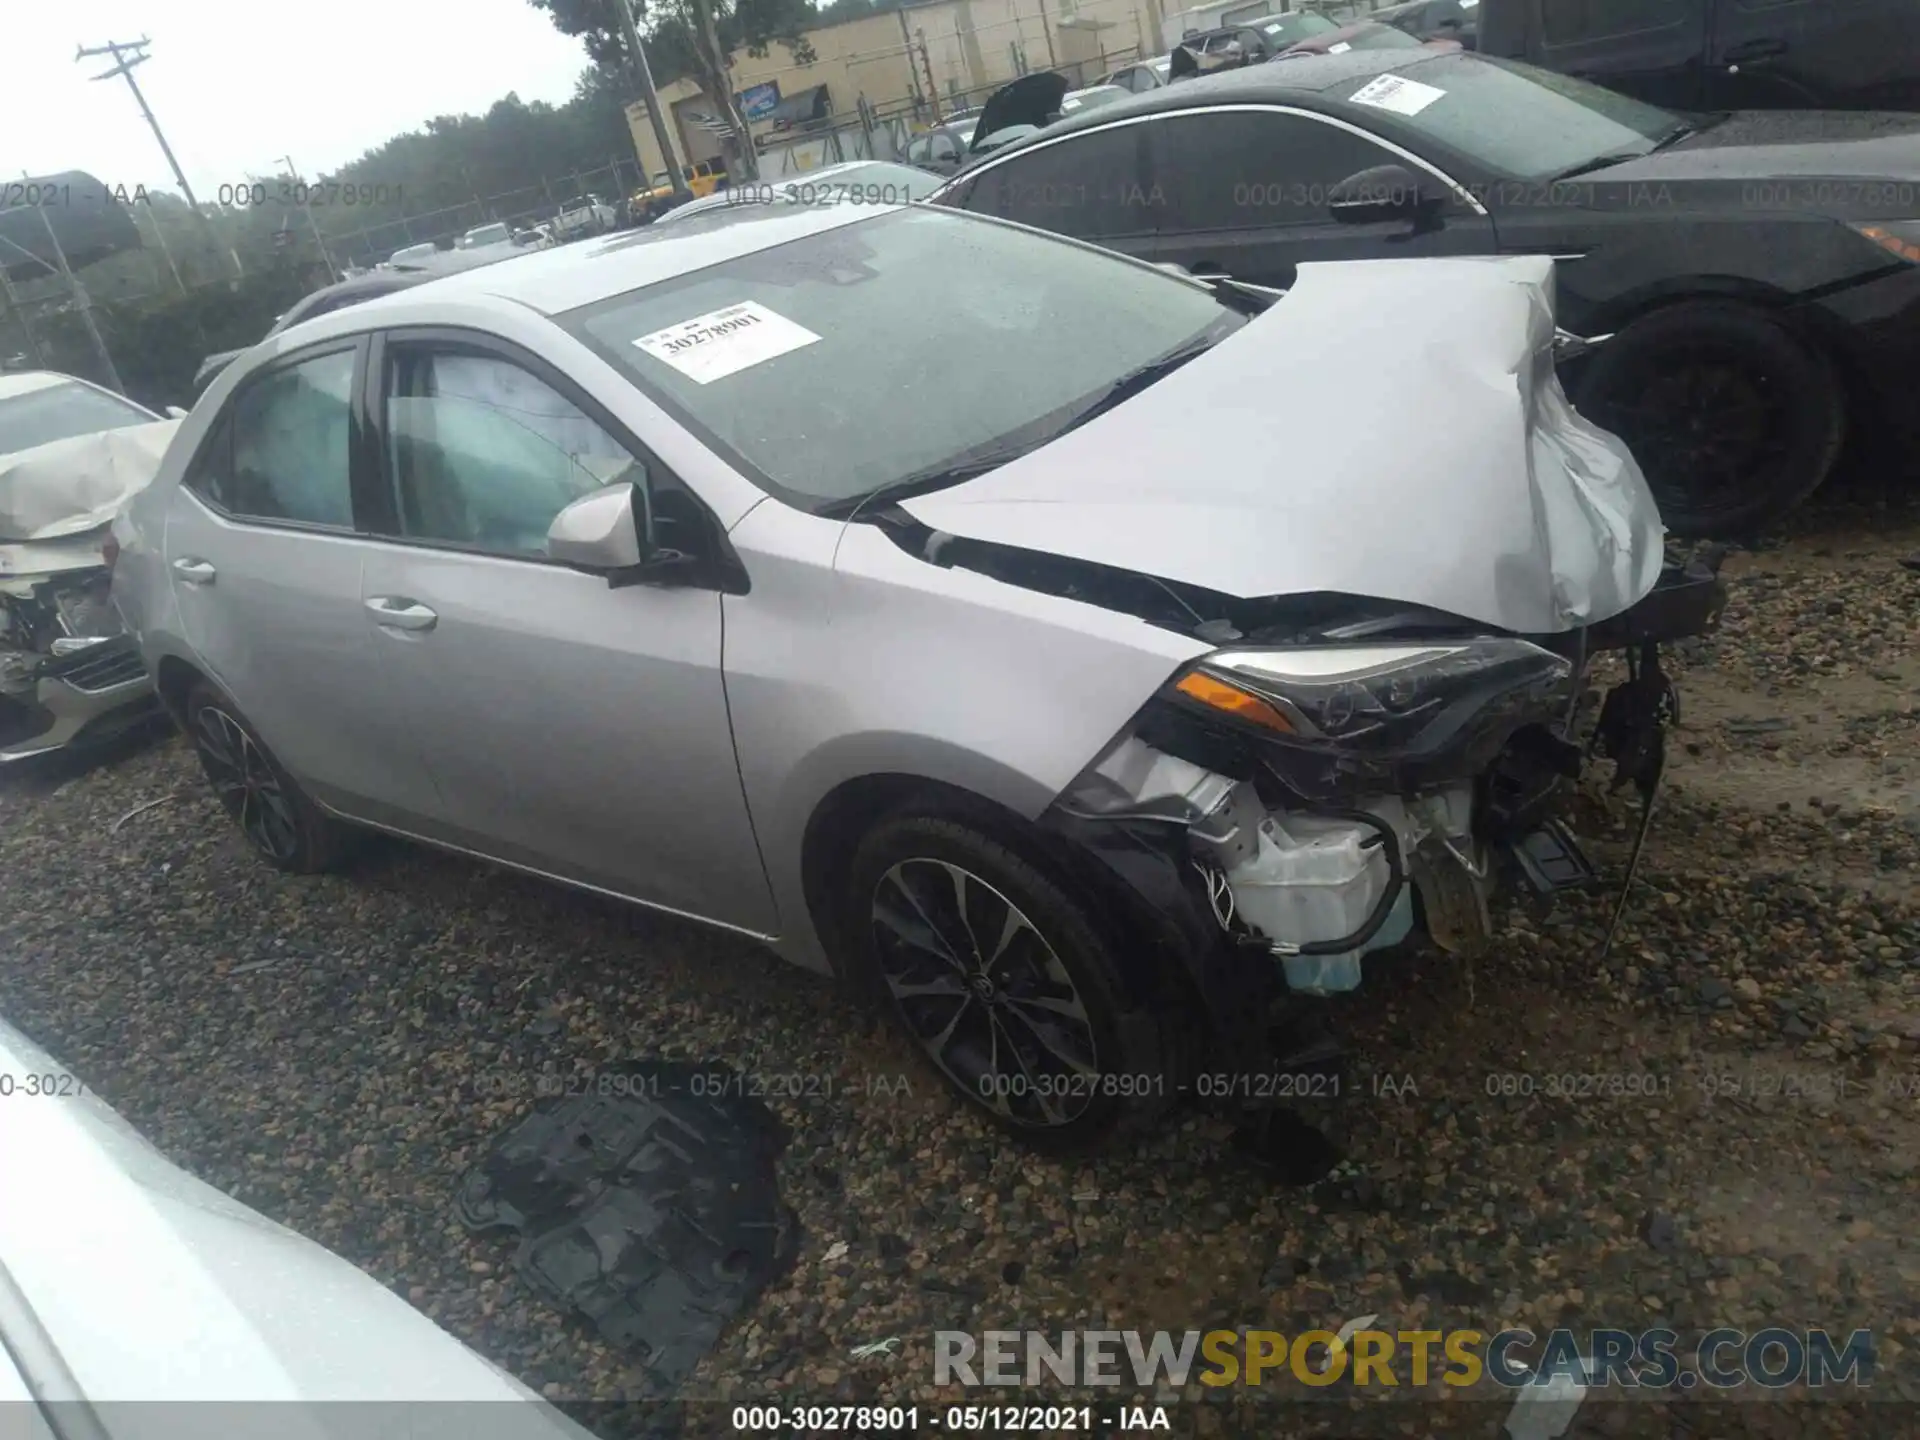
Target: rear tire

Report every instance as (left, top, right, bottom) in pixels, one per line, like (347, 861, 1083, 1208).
(183, 680, 352, 873)
(1573, 299, 1845, 538)
(842, 810, 1182, 1155)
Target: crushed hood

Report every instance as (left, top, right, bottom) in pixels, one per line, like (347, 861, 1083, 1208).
(0, 418, 180, 543)
(900, 255, 1665, 636)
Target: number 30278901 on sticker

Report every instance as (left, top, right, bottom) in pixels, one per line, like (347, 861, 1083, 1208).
(631, 301, 823, 384)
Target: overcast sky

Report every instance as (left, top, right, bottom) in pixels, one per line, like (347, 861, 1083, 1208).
(7, 1, 598, 200)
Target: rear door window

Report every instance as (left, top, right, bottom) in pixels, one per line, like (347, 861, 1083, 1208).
(1150, 111, 1406, 233)
(205, 347, 357, 528)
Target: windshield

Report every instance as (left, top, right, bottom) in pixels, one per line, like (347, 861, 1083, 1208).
(0, 380, 155, 456)
(1063, 88, 1126, 114)
(1350, 24, 1425, 49)
(1332, 54, 1681, 180)
(462, 224, 510, 247)
(1259, 13, 1339, 44)
(565, 208, 1239, 510)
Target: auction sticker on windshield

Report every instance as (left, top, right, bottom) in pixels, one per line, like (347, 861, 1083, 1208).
(1348, 74, 1447, 116)
(632, 301, 821, 384)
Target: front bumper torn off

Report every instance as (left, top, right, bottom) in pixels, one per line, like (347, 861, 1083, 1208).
(0, 635, 157, 764)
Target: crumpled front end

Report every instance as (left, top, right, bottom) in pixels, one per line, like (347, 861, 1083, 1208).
(1, 536, 155, 763)
(1053, 634, 1578, 1001)
(0, 417, 180, 542)
(1034, 551, 1723, 1100)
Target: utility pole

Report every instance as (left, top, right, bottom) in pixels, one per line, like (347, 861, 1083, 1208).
(897, 8, 926, 118)
(76, 39, 200, 212)
(1032, 0, 1059, 70)
(616, 0, 692, 200)
(78, 37, 239, 279)
(280, 157, 338, 280)
(917, 32, 944, 121)
(17, 174, 123, 392)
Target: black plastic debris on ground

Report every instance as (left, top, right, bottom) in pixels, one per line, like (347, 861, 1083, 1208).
(456, 1059, 800, 1392)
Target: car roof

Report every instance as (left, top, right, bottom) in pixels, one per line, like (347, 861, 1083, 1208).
(0, 370, 78, 400)
(335, 200, 902, 319)
(971, 47, 1440, 156)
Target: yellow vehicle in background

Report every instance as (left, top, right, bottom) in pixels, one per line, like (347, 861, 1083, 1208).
(627, 158, 730, 225)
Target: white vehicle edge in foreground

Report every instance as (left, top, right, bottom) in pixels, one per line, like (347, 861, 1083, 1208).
(0, 1019, 595, 1439)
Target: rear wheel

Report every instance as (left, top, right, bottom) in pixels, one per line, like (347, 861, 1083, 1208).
(1574, 300, 1845, 538)
(843, 811, 1180, 1154)
(184, 680, 352, 873)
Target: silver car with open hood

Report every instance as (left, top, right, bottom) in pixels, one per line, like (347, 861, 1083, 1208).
(110, 204, 1724, 1153)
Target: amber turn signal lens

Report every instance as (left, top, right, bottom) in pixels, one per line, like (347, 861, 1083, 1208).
(1858, 225, 1920, 263)
(1174, 670, 1296, 734)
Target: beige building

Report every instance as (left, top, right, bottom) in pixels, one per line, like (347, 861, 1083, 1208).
(624, 0, 1165, 184)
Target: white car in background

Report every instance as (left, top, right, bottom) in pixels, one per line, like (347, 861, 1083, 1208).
(458, 222, 514, 249)
(0, 1018, 596, 1439)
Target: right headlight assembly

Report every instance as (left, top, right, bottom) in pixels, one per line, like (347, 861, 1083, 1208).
(1145, 639, 1576, 800)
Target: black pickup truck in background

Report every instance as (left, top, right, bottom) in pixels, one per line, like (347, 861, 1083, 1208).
(1477, 0, 1920, 112)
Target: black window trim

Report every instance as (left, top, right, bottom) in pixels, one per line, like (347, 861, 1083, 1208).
(181, 335, 370, 537)
(358, 323, 745, 593)
(937, 102, 1491, 217)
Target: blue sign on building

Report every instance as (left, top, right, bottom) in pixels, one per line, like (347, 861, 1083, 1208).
(737, 82, 782, 120)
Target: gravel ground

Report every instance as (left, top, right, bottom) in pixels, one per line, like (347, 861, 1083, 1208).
(3, 502, 1918, 1439)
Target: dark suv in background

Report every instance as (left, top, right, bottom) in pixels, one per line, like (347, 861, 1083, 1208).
(1476, 0, 1920, 110)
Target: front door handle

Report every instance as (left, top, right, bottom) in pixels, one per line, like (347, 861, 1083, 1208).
(172, 558, 216, 586)
(364, 596, 438, 632)
(1724, 38, 1787, 65)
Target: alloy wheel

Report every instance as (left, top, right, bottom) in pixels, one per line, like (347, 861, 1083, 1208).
(869, 858, 1100, 1128)
(1589, 349, 1778, 515)
(193, 705, 299, 863)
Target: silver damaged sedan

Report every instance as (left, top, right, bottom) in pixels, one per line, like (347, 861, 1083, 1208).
(113, 203, 1725, 1153)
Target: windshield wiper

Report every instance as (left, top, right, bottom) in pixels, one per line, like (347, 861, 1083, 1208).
(1552, 123, 1698, 181)
(1045, 332, 1223, 442)
(815, 448, 1034, 520)
(819, 329, 1226, 521)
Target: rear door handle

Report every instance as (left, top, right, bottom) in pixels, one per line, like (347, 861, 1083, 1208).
(172, 558, 216, 586)
(364, 596, 438, 632)
(1724, 38, 1787, 64)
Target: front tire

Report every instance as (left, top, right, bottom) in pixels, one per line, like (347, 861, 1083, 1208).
(843, 811, 1179, 1154)
(184, 681, 351, 873)
(1573, 299, 1845, 538)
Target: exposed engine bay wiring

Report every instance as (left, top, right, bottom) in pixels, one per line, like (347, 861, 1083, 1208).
(1193, 857, 1236, 931)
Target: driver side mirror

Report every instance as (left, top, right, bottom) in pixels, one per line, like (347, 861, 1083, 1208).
(546, 479, 711, 589)
(547, 481, 646, 573)
(1328, 163, 1446, 228)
